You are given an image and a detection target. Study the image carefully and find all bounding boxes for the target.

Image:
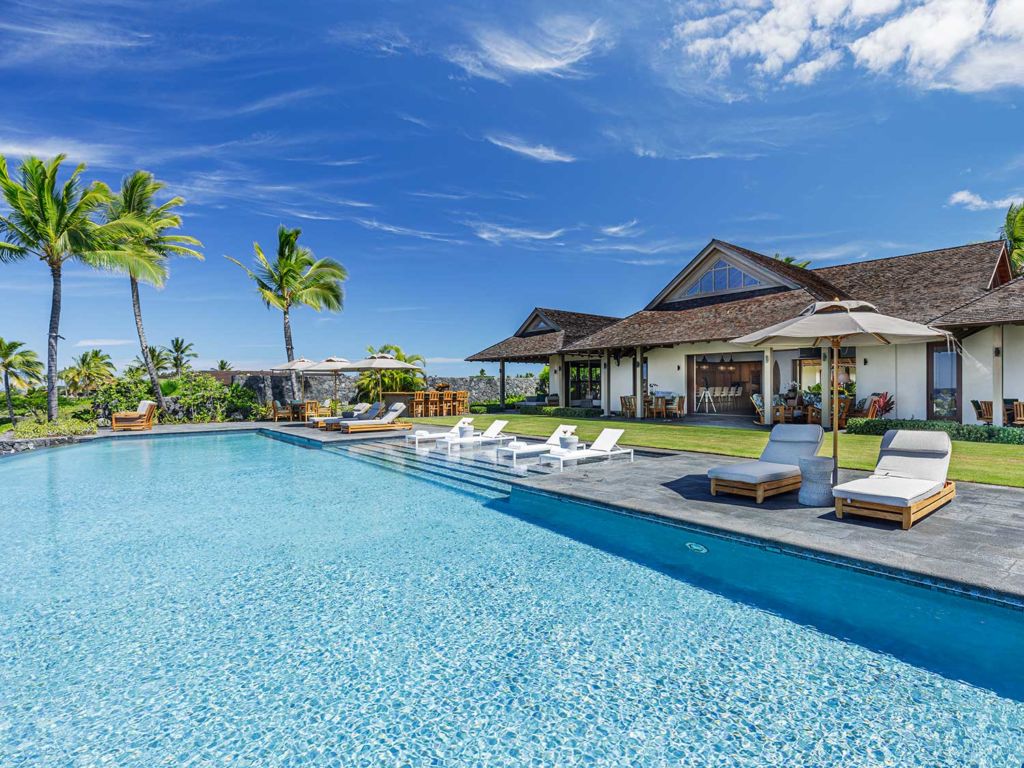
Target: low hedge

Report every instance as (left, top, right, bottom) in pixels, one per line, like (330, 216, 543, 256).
(517, 405, 603, 418)
(12, 416, 97, 439)
(845, 417, 1024, 445)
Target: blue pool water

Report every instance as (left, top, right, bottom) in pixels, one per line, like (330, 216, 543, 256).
(1, 433, 1023, 766)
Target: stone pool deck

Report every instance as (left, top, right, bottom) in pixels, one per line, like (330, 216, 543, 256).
(513, 451, 1024, 603)
(80, 420, 412, 446)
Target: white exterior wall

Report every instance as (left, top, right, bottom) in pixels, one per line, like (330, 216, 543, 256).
(645, 348, 686, 396)
(772, 349, 800, 393)
(961, 328, 996, 425)
(1006, 325, 1024, 402)
(547, 355, 564, 404)
(609, 356, 634, 413)
(855, 343, 928, 420)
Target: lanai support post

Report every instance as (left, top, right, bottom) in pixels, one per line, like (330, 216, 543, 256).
(499, 359, 506, 409)
(762, 347, 774, 425)
(635, 346, 644, 420)
(602, 350, 611, 416)
(993, 325, 1005, 427)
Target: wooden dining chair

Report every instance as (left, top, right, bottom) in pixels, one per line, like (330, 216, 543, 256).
(979, 400, 994, 425)
(426, 390, 440, 417)
(1014, 401, 1024, 427)
(620, 395, 635, 418)
(651, 396, 667, 419)
(455, 391, 469, 415)
(411, 391, 425, 418)
(303, 400, 320, 421)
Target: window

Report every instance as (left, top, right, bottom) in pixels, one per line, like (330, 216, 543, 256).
(686, 260, 760, 297)
(567, 359, 601, 403)
(927, 342, 961, 421)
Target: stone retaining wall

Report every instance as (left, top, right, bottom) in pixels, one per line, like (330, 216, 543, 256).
(232, 374, 538, 404)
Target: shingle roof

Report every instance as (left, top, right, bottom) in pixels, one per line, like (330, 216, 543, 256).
(565, 289, 818, 351)
(466, 307, 620, 362)
(932, 275, 1024, 326)
(812, 241, 1006, 325)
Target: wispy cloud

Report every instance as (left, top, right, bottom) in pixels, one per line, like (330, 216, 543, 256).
(221, 87, 332, 118)
(600, 219, 642, 237)
(615, 258, 671, 266)
(397, 113, 432, 129)
(581, 238, 699, 255)
(354, 217, 464, 243)
(948, 188, 1023, 211)
(329, 23, 412, 56)
(75, 338, 134, 348)
(0, 134, 120, 166)
(447, 15, 609, 81)
(470, 221, 567, 245)
(486, 134, 575, 163)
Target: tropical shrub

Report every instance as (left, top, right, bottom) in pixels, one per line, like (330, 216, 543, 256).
(224, 383, 258, 418)
(12, 415, 96, 438)
(845, 418, 1024, 445)
(173, 371, 228, 421)
(94, 370, 157, 415)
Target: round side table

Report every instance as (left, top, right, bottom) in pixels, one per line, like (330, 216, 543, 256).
(798, 456, 834, 506)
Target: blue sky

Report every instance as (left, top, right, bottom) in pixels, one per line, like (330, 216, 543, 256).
(2, 0, 1022, 375)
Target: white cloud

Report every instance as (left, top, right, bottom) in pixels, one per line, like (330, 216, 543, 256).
(448, 15, 609, 81)
(75, 338, 134, 348)
(228, 87, 332, 117)
(673, 0, 1024, 94)
(615, 258, 671, 266)
(0, 135, 118, 165)
(485, 134, 575, 162)
(948, 188, 1024, 210)
(353, 217, 463, 243)
(600, 219, 642, 237)
(470, 222, 567, 245)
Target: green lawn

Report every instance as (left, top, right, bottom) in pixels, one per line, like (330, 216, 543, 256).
(416, 414, 1024, 488)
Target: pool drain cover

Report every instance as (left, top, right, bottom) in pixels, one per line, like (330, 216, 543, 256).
(685, 542, 708, 554)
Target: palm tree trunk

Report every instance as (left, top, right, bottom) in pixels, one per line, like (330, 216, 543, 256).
(4, 371, 14, 426)
(131, 276, 168, 411)
(282, 306, 298, 397)
(46, 262, 62, 421)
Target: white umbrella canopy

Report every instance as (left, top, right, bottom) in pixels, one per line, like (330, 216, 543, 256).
(732, 300, 952, 484)
(344, 353, 423, 403)
(270, 358, 317, 401)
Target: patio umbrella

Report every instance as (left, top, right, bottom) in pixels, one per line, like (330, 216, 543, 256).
(303, 357, 352, 409)
(270, 357, 317, 400)
(732, 300, 951, 484)
(344, 353, 422, 404)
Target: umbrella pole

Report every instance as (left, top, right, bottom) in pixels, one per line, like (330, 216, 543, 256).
(831, 338, 840, 486)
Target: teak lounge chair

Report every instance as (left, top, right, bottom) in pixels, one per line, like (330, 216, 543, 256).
(111, 400, 158, 432)
(708, 424, 824, 503)
(496, 424, 577, 467)
(437, 420, 512, 455)
(833, 429, 956, 530)
(318, 403, 382, 430)
(405, 417, 474, 447)
(337, 403, 410, 433)
(538, 428, 633, 471)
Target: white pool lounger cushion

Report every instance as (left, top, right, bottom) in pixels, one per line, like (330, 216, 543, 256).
(707, 424, 825, 503)
(833, 430, 955, 529)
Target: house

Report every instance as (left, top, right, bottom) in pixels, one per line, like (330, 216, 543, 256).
(468, 239, 1024, 425)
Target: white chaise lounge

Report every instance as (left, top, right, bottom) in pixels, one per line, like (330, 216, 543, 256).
(708, 424, 824, 503)
(406, 417, 474, 448)
(437, 420, 512, 456)
(336, 402, 409, 433)
(538, 428, 633, 472)
(495, 424, 577, 467)
(833, 429, 956, 530)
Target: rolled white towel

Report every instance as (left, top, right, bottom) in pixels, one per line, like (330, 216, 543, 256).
(415, 430, 429, 436)
(507, 441, 527, 450)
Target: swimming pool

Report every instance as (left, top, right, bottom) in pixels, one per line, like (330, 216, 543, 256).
(2, 432, 1022, 766)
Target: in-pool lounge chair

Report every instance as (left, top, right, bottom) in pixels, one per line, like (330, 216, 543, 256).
(318, 402, 382, 430)
(538, 428, 633, 471)
(111, 400, 158, 432)
(336, 402, 410, 433)
(833, 430, 956, 530)
(405, 417, 474, 448)
(495, 424, 577, 468)
(708, 424, 824, 503)
(436, 420, 512, 455)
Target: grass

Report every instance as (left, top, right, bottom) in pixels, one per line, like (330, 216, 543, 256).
(416, 413, 1024, 488)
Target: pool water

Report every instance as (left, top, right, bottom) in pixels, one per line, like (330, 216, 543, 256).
(1, 433, 1022, 766)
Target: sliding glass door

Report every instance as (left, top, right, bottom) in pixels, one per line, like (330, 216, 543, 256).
(566, 359, 601, 404)
(927, 342, 961, 421)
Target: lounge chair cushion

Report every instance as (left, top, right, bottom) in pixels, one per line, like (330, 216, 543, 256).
(137, 399, 157, 415)
(707, 460, 801, 484)
(873, 430, 952, 483)
(833, 476, 944, 507)
(759, 424, 824, 464)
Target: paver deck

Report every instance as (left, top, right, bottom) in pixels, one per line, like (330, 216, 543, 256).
(513, 451, 1024, 602)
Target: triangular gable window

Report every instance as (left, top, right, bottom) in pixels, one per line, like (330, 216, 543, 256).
(522, 316, 553, 334)
(686, 260, 760, 296)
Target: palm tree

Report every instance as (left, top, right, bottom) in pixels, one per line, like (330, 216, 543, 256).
(167, 337, 197, 377)
(355, 343, 425, 401)
(216, 359, 233, 370)
(0, 155, 159, 420)
(773, 252, 811, 269)
(0, 338, 44, 425)
(1001, 202, 1024, 274)
(60, 348, 116, 396)
(226, 226, 347, 394)
(132, 346, 173, 377)
(108, 171, 203, 411)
